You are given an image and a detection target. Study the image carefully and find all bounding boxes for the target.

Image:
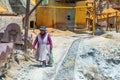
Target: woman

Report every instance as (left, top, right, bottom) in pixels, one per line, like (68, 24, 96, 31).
(32, 26, 53, 67)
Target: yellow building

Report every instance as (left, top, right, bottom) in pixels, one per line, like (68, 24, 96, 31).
(75, 1, 87, 27)
(35, 0, 88, 29)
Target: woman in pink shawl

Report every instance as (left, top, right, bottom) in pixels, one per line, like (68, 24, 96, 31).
(32, 26, 53, 67)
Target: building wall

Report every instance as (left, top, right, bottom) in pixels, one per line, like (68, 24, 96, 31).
(36, 0, 75, 28)
(36, 0, 52, 28)
(75, 1, 87, 26)
(54, 3, 75, 27)
(0, 16, 23, 31)
(36, 7, 53, 28)
(36, 0, 88, 28)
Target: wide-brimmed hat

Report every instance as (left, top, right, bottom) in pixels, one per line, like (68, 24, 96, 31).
(39, 26, 46, 31)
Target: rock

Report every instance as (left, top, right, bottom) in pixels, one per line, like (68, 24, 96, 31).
(84, 71, 94, 80)
(106, 58, 120, 65)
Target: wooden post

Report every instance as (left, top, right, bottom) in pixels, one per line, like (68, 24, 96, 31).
(92, 0, 96, 35)
(33, 10, 36, 32)
(115, 11, 118, 32)
(92, 12, 95, 35)
(107, 0, 109, 9)
(24, 0, 30, 53)
(106, 13, 109, 31)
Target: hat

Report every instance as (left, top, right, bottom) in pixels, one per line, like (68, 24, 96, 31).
(39, 26, 46, 31)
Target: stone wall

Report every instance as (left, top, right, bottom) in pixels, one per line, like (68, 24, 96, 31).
(0, 16, 23, 31)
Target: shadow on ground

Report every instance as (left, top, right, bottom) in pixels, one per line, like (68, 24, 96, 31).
(29, 64, 41, 68)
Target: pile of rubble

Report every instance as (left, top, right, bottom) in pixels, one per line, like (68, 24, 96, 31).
(75, 33, 120, 80)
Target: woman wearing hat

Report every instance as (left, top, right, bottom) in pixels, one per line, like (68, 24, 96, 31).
(32, 26, 53, 67)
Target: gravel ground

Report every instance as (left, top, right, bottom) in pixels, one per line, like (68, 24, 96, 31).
(6, 33, 81, 80)
(5, 31, 120, 80)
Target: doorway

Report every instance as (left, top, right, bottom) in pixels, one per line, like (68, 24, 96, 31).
(30, 21, 34, 28)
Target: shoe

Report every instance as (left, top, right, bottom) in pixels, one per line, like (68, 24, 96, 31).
(42, 62, 46, 68)
(46, 64, 53, 67)
(39, 65, 42, 67)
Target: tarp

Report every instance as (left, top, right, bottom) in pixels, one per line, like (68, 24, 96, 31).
(0, 6, 7, 12)
(0, 1, 8, 12)
(0, 0, 13, 12)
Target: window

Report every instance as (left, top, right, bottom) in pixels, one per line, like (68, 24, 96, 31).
(42, 0, 48, 5)
(67, 15, 71, 20)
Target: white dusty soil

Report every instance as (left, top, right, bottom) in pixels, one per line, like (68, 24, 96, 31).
(5, 30, 120, 80)
(6, 29, 80, 80)
(75, 31, 120, 80)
